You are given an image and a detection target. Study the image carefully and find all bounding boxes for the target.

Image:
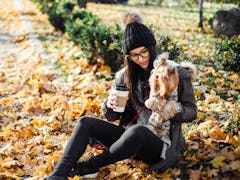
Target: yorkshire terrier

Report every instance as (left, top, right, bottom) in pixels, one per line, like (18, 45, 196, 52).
(145, 52, 196, 137)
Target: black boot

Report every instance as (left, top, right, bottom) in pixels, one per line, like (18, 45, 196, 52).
(68, 160, 99, 178)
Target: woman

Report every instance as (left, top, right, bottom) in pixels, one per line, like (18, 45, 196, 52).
(45, 12, 197, 180)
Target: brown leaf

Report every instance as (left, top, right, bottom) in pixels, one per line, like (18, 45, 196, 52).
(189, 169, 201, 180)
(221, 149, 235, 161)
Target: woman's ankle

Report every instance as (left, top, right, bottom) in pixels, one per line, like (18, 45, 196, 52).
(68, 160, 99, 178)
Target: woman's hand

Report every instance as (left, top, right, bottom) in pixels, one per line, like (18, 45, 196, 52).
(106, 90, 118, 110)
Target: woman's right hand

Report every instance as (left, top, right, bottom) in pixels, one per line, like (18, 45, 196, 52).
(106, 90, 118, 110)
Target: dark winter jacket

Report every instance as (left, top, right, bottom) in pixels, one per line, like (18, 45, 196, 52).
(102, 64, 197, 173)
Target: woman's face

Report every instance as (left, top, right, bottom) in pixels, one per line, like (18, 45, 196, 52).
(129, 46, 150, 70)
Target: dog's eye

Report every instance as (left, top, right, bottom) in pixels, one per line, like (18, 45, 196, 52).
(155, 75, 159, 79)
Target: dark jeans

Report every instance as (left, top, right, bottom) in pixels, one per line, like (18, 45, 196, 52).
(52, 116, 163, 176)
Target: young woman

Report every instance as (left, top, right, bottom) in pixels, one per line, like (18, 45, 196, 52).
(45, 12, 197, 180)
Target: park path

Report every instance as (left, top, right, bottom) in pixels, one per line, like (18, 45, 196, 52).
(0, 0, 58, 96)
(0, 0, 46, 60)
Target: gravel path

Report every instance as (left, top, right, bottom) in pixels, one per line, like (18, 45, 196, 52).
(0, 19, 17, 60)
(0, 0, 47, 62)
(0, 0, 58, 96)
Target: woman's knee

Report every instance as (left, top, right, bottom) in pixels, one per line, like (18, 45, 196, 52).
(123, 125, 148, 142)
(76, 116, 92, 128)
(127, 125, 149, 135)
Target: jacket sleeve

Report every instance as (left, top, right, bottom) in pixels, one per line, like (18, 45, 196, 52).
(171, 72, 197, 123)
(102, 100, 121, 122)
(102, 99, 137, 125)
(101, 67, 137, 124)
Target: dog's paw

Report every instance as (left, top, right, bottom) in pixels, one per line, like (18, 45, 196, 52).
(145, 99, 153, 109)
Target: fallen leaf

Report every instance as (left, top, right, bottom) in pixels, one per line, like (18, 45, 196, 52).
(212, 156, 226, 168)
(189, 169, 201, 180)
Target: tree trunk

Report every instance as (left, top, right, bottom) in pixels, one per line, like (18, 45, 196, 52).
(78, 0, 87, 8)
(198, 0, 204, 28)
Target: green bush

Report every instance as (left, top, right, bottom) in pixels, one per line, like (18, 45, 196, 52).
(37, 0, 75, 31)
(214, 36, 240, 73)
(64, 9, 101, 62)
(65, 9, 123, 71)
(156, 35, 182, 60)
(49, 0, 75, 31)
(95, 24, 123, 72)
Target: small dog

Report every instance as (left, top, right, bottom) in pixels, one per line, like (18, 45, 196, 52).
(145, 52, 196, 137)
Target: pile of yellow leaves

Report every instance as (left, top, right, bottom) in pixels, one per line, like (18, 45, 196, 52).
(0, 0, 239, 180)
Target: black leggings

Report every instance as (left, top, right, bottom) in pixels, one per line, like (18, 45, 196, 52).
(52, 116, 163, 176)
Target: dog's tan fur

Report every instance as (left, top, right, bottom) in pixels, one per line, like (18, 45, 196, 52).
(145, 52, 196, 136)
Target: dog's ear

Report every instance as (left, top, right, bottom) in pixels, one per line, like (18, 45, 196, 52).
(159, 52, 169, 62)
(154, 52, 169, 68)
(159, 56, 166, 66)
(167, 66, 179, 93)
(165, 66, 176, 76)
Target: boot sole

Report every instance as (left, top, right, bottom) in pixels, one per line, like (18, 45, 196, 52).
(82, 172, 98, 178)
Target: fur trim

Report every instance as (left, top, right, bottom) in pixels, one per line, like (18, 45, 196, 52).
(154, 52, 197, 81)
(121, 11, 142, 29)
(180, 61, 197, 81)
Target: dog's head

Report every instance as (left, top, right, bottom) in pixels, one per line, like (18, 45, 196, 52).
(149, 53, 179, 97)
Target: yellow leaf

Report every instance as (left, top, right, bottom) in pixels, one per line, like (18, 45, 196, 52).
(194, 50, 202, 57)
(70, 176, 81, 180)
(211, 156, 225, 168)
(223, 51, 230, 57)
(197, 111, 205, 120)
(226, 134, 240, 146)
(182, 45, 188, 51)
(154, 169, 172, 179)
(205, 115, 216, 121)
(108, 43, 115, 51)
(30, 118, 46, 127)
(94, 87, 107, 95)
(228, 73, 239, 81)
(194, 90, 202, 97)
(230, 82, 240, 90)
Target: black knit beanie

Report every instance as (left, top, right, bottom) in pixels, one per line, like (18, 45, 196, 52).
(122, 12, 156, 54)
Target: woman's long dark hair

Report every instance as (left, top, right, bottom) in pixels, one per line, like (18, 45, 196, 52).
(124, 46, 157, 106)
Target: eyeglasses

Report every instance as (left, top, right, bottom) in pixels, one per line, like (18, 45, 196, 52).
(128, 49, 150, 61)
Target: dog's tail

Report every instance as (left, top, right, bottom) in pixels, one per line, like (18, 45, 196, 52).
(180, 61, 197, 81)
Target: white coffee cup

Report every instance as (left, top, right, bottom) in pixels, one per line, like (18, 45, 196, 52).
(114, 85, 129, 113)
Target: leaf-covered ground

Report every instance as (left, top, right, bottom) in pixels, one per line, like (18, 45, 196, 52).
(0, 0, 239, 180)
